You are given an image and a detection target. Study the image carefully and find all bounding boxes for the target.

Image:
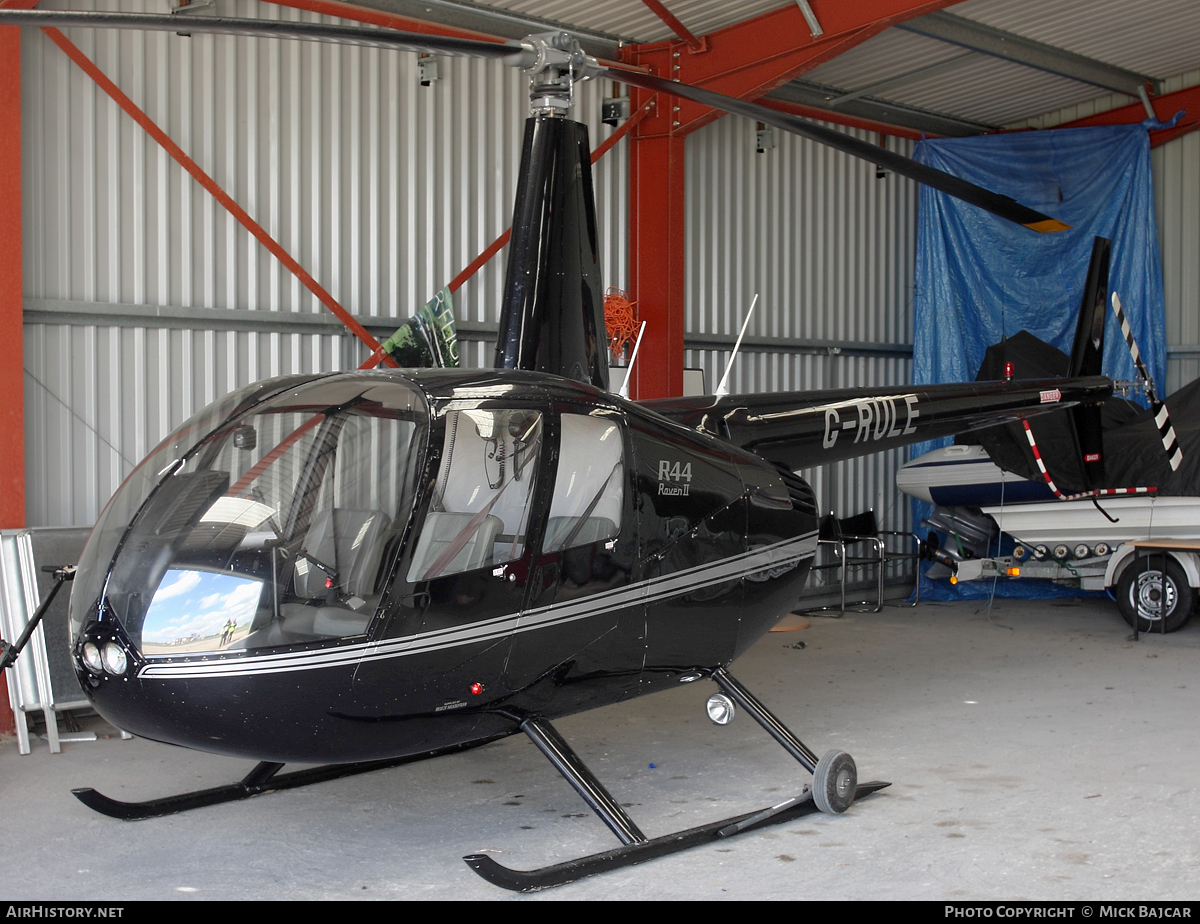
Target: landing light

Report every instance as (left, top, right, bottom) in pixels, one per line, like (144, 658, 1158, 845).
(102, 642, 127, 676)
(81, 642, 102, 673)
(706, 693, 735, 725)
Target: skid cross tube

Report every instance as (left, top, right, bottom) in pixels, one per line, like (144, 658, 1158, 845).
(520, 717, 647, 845)
(710, 666, 820, 771)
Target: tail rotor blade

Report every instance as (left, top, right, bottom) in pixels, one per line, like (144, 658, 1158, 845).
(1069, 238, 1110, 378)
(1111, 291, 1182, 472)
(1153, 401, 1184, 472)
(1067, 238, 1110, 487)
(1111, 291, 1156, 400)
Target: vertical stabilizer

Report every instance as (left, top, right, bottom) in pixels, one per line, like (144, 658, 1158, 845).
(1069, 237, 1111, 488)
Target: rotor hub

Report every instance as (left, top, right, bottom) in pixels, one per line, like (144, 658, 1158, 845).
(509, 31, 601, 115)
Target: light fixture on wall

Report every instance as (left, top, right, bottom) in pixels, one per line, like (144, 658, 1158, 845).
(602, 83, 629, 126)
(419, 53, 440, 86)
(755, 122, 774, 154)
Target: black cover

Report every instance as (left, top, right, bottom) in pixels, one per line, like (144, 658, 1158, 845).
(960, 331, 1200, 495)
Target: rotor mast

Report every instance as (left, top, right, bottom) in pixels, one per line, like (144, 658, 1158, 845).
(494, 33, 610, 391)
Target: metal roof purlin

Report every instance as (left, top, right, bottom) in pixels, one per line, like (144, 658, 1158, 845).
(897, 10, 1162, 100)
(826, 51, 975, 108)
(621, 0, 964, 139)
(766, 81, 995, 137)
(307, 0, 624, 57)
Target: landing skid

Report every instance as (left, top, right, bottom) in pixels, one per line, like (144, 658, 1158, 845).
(465, 781, 889, 892)
(464, 667, 890, 892)
(72, 739, 496, 820)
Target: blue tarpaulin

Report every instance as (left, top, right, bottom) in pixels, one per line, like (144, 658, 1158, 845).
(909, 125, 1167, 601)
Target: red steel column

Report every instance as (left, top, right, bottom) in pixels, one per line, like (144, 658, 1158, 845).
(628, 128, 686, 399)
(0, 23, 23, 737)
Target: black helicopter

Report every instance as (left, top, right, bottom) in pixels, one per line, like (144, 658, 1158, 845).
(0, 8, 1115, 892)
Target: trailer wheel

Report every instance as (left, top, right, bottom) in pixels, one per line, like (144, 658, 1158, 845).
(1116, 556, 1194, 633)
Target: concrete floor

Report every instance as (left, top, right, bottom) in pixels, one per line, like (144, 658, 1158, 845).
(3, 597, 1199, 901)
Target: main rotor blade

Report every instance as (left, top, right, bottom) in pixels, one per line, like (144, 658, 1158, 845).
(601, 66, 1070, 233)
(0, 9, 523, 60)
(0, 9, 1069, 233)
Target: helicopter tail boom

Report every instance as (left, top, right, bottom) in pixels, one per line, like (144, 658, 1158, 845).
(641, 375, 1113, 473)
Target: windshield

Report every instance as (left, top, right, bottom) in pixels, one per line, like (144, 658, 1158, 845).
(80, 376, 428, 656)
(68, 377, 313, 641)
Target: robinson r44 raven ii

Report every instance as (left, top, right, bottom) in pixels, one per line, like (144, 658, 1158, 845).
(0, 8, 1117, 891)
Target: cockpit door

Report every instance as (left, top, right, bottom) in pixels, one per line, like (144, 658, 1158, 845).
(503, 409, 643, 711)
(350, 404, 545, 728)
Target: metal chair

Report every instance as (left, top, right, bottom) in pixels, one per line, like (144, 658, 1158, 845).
(810, 510, 919, 616)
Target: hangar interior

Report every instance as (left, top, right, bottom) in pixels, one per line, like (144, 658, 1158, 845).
(2, 0, 1200, 901)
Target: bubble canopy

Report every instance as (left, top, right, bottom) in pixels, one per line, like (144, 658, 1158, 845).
(70, 375, 429, 656)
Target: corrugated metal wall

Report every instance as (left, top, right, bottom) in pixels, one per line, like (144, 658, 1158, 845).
(1152, 72, 1200, 393)
(685, 114, 918, 540)
(22, 0, 626, 526)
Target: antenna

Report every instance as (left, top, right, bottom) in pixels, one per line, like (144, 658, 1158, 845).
(715, 294, 759, 397)
(616, 321, 647, 400)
